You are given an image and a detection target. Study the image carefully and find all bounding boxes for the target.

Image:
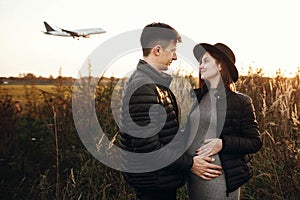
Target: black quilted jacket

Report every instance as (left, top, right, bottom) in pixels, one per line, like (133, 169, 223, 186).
(191, 86, 262, 194)
(118, 60, 193, 190)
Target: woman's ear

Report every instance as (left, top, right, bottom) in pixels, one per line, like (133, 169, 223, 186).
(218, 63, 222, 71)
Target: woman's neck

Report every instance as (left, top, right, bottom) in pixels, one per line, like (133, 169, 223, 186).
(207, 76, 221, 88)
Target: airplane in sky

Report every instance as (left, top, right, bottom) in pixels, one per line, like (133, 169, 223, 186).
(43, 21, 106, 39)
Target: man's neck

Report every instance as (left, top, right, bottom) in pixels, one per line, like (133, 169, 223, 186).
(143, 57, 161, 72)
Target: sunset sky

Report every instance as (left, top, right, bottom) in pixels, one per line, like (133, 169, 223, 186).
(0, 0, 299, 78)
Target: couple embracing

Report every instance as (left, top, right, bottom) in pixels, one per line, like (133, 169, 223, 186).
(118, 22, 262, 200)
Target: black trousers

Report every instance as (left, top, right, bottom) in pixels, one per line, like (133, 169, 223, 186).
(135, 189, 177, 200)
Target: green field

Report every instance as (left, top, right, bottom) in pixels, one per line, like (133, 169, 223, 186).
(0, 85, 54, 100)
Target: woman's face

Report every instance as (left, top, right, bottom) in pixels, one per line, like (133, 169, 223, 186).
(199, 52, 221, 85)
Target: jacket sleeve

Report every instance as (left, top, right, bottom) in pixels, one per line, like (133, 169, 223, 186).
(163, 147, 194, 172)
(119, 83, 194, 172)
(119, 84, 162, 152)
(220, 95, 262, 154)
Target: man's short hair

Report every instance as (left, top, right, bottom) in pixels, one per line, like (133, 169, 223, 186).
(140, 22, 182, 56)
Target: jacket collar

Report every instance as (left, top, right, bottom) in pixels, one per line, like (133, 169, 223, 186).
(192, 84, 230, 102)
(137, 59, 173, 86)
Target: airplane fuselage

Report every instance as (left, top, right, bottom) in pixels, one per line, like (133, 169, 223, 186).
(43, 22, 106, 38)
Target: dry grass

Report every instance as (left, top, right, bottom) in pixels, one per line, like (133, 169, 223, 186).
(0, 69, 299, 199)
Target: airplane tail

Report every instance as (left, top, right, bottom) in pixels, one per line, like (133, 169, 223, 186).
(44, 22, 55, 32)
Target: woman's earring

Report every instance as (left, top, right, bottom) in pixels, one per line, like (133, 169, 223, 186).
(218, 64, 222, 71)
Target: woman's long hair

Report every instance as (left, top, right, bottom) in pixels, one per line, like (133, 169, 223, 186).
(198, 51, 236, 92)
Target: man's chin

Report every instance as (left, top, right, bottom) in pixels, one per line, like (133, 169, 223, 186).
(160, 65, 169, 71)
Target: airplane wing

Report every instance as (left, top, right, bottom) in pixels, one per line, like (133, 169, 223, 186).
(61, 28, 80, 37)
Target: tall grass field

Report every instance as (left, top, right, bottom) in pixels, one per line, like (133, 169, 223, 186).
(0, 70, 299, 199)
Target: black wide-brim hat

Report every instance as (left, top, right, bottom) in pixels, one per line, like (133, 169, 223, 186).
(193, 43, 239, 82)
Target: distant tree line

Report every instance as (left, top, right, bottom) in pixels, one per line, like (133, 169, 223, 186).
(0, 73, 75, 85)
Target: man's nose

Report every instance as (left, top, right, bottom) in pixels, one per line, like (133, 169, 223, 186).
(173, 53, 177, 60)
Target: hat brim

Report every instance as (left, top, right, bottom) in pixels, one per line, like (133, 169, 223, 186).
(193, 43, 239, 82)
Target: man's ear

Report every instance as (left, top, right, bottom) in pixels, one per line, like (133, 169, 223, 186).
(152, 45, 161, 56)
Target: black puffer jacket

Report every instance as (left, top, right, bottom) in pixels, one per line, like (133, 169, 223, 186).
(191, 86, 262, 193)
(118, 60, 193, 190)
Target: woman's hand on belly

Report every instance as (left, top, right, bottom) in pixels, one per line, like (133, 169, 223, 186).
(196, 138, 223, 157)
(191, 156, 222, 180)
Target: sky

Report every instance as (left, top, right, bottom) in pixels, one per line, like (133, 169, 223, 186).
(0, 0, 300, 78)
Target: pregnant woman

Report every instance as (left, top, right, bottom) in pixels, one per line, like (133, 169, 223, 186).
(187, 43, 262, 199)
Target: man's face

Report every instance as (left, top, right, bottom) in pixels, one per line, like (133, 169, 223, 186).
(157, 40, 177, 71)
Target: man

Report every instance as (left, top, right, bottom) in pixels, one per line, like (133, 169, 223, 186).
(118, 22, 222, 200)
